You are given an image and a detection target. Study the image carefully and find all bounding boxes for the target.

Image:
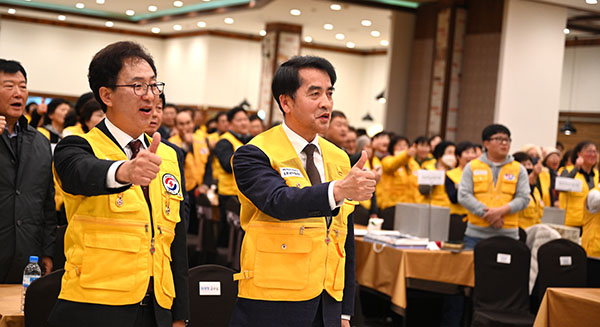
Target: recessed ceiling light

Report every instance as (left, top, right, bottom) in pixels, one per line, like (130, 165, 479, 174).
(563, 28, 570, 34)
(346, 42, 355, 48)
(7, 8, 16, 14)
(197, 21, 207, 28)
(335, 33, 345, 40)
(304, 36, 313, 43)
(58, 15, 66, 21)
(173, 24, 182, 31)
(148, 5, 158, 12)
(152, 27, 161, 34)
(224, 17, 234, 24)
(323, 24, 333, 30)
(380, 40, 389, 46)
(361, 19, 372, 27)
(330, 4, 341, 11)
(75, 3, 85, 9)
(126, 10, 135, 16)
(370, 30, 381, 37)
(173, 1, 184, 7)
(586, 0, 598, 4)
(105, 21, 114, 27)
(290, 9, 301, 16)
(96, 0, 104, 4)
(259, 30, 266, 36)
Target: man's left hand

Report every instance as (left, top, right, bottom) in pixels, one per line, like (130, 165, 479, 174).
(172, 320, 186, 327)
(41, 256, 53, 275)
(341, 319, 350, 327)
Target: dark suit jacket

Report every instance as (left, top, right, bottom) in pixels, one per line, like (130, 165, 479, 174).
(48, 120, 189, 327)
(229, 143, 356, 327)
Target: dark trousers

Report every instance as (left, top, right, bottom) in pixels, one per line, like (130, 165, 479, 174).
(217, 194, 234, 247)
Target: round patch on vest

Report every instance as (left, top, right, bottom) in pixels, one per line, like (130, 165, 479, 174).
(503, 173, 516, 181)
(162, 174, 181, 195)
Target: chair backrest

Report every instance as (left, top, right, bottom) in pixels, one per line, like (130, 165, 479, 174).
(518, 227, 527, 244)
(588, 256, 600, 287)
(188, 264, 238, 327)
(24, 269, 64, 327)
(536, 239, 587, 293)
(473, 236, 531, 312)
(53, 225, 67, 270)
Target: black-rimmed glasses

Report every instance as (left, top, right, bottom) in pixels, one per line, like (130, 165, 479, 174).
(108, 82, 165, 96)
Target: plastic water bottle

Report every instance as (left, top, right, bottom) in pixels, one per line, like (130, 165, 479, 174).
(21, 256, 42, 312)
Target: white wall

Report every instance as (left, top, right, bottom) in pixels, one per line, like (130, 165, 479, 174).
(560, 46, 600, 113)
(495, 0, 567, 151)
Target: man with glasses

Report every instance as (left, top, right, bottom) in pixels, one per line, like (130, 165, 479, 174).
(49, 41, 189, 327)
(458, 124, 530, 249)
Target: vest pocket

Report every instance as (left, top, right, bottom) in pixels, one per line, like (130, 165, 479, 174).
(473, 175, 488, 193)
(80, 233, 142, 291)
(109, 191, 142, 213)
(253, 234, 312, 290)
(162, 193, 183, 223)
(501, 179, 517, 194)
(161, 242, 176, 298)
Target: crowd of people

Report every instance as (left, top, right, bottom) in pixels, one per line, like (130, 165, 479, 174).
(1, 40, 599, 327)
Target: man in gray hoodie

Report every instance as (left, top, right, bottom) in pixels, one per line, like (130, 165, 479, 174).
(458, 124, 530, 249)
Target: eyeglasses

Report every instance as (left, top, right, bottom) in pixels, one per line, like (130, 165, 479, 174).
(109, 82, 165, 96)
(489, 137, 511, 144)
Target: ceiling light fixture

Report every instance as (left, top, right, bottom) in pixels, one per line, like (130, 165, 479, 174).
(173, 1, 184, 7)
(563, 28, 570, 34)
(148, 5, 158, 12)
(290, 9, 301, 16)
(335, 33, 345, 40)
(152, 27, 161, 34)
(259, 30, 266, 36)
(105, 21, 114, 27)
(58, 15, 66, 21)
(585, 0, 598, 4)
(346, 42, 355, 48)
(96, 0, 104, 4)
(75, 3, 85, 9)
(7, 8, 16, 14)
(323, 23, 333, 30)
(376, 91, 386, 104)
(304, 36, 313, 43)
(371, 30, 381, 37)
(224, 17, 234, 24)
(173, 24, 182, 31)
(330, 4, 341, 11)
(197, 21, 207, 28)
(380, 40, 389, 46)
(361, 19, 372, 27)
(126, 9, 135, 16)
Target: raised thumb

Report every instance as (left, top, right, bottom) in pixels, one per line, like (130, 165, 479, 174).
(354, 151, 368, 170)
(148, 132, 161, 154)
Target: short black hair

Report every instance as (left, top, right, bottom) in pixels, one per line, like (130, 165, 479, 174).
(428, 135, 441, 145)
(272, 56, 336, 114)
(388, 135, 409, 155)
(79, 99, 102, 133)
(74, 92, 94, 117)
(482, 124, 510, 142)
(572, 141, 597, 163)
(164, 103, 178, 112)
(513, 151, 532, 164)
(433, 141, 455, 160)
(0, 59, 27, 80)
(331, 110, 346, 121)
(372, 131, 389, 140)
(456, 141, 475, 158)
(413, 136, 429, 146)
(159, 93, 166, 108)
(227, 106, 247, 122)
(43, 98, 70, 125)
(249, 113, 262, 122)
(26, 102, 37, 114)
(215, 112, 227, 121)
(88, 41, 157, 112)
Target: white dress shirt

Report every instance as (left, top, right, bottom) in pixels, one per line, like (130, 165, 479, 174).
(104, 118, 147, 188)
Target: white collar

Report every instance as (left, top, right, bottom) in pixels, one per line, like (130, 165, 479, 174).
(281, 121, 321, 157)
(103, 118, 146, 150)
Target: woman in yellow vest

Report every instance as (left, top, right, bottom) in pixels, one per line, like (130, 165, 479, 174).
(38, 98, 70, 147)
(446, 141, 477, 241)
(418, 141, 456, 206)
(63, 99, 105, 136)
(513, 152, 544, 229)
(377, 136, 419, 210)
(583, 186, 600, 256)
(540, 148, 561, 207)
(559, 141, 599, 231)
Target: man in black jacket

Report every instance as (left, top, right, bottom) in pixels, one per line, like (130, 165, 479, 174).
(0, 59, 56, 283)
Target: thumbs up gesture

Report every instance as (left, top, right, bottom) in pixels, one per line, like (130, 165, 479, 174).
(333, 151, 377, 202)
(115, 133, 163, 186)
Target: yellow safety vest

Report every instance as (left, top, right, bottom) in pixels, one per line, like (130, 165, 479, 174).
(447, 167, 468, 215)
(377, 152, 420, 209)
(538, 169, 552, 208)
(64, 124, 85, 136)
(233, 125, 354, 302)
(559, 170, 599, 227)
(467, 159, 521, 229)
(56, 128, 183, 309)
(583, 186, 600, 257)
(518, 186, 543, 229)
(213, 132, 244, 196)
(168, 133, 209, 191)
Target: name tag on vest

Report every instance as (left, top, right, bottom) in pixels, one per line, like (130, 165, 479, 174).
(473, 170, 488, 176)
(280, 167, 304, 178)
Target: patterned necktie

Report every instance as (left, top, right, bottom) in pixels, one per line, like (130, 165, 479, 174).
(303, 144, 321, 185)
(129, 139, 151, 206)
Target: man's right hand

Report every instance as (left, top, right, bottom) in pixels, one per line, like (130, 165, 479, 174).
(0, 115, 6, 134)
(334, 151, 376, 202)
(116, 133, 163, 186)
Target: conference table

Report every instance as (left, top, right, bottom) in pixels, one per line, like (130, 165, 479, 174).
(0, 285, 23, 327)
(354, 236, 475, 315)
(533, 288, 600, 327)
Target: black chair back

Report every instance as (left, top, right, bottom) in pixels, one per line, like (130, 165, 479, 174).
(518, 227, 527, 244)
(473, 236, 531, 312)
(188, 264, 238, 327)
(532, 239, 587, 310)
(588, 256, 600, 287)
(24, 269, 64, 327)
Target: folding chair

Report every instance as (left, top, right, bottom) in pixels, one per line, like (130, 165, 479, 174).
(588, 256, 600, 287)
(24, 269, 64, 327)
(531, 239, 587, 312)
(225, 197, 243, 270)
(188, 264, 238, 327)
(472, 236, 534, 327)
